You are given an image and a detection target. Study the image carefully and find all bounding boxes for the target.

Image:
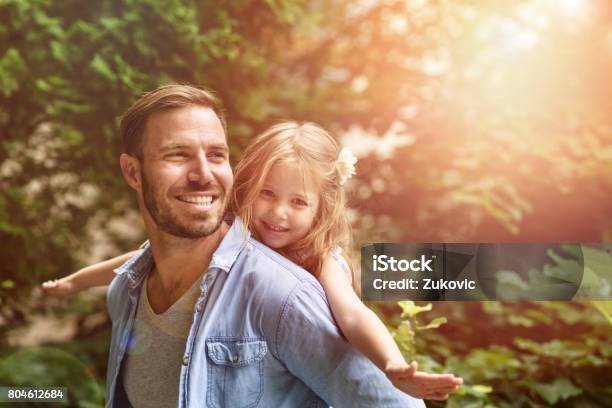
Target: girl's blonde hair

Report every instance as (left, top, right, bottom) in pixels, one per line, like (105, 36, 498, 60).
(233, 122, 353, 280)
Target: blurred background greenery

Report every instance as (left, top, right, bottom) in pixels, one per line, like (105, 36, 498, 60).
(0, 0, 611, 406)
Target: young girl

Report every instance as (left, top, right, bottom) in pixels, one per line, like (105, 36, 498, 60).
(43, 122, 461, 400)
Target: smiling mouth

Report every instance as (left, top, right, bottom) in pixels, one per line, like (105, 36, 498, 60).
(262, 220, 289, 233)
(177, 194, 217, 207)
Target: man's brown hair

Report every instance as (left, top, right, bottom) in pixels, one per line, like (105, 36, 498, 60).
(120, 84, 226, 160)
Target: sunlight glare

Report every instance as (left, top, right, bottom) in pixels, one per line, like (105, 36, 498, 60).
(558, 0, 588, 17)
(483, 17, 540, 53)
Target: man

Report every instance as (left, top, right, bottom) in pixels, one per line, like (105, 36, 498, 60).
(106, 84, 451, 407)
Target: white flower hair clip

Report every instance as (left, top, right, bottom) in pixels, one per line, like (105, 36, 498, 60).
(337, 147, 357, 185)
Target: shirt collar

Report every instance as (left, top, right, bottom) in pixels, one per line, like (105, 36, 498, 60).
(113, 217, 251, 290)
(113, 243, 154, 295)
(209, 216, 250, 273)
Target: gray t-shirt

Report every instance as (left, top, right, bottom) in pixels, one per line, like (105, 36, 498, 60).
(123, 274, 201, 408)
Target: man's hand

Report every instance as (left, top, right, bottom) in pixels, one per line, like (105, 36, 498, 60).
(386, 361, 463, 401)
(41, 278, 78, 296)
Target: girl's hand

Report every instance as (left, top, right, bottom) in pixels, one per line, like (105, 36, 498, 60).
(386, 361, 463, 401)
(41, 278, 78, 296)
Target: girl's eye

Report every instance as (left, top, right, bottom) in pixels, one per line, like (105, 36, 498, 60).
(260, 189, 275, 198)
(292, 198, 308, 207)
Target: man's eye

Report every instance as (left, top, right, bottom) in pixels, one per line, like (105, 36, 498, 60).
(209, 152, 227, 161)
(166, 152, 188, 159)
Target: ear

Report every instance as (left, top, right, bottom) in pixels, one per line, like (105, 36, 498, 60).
(120, 153, 142, 191)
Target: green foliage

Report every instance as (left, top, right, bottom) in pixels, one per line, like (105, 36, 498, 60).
(0, 0, 316, 341)
(1, 0, 611, 404)
(1, 0, 610, 323)
(0, 347, 105, 407)
(531, 378, 582, 405)
(387, 301, 612, 407)
(393, 301, 447, 363)
(0, 48, 26, 96)
(488, 245, 611, 302)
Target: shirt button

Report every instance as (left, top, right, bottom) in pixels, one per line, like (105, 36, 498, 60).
(195, 304, 203, 312)
(233, 355, 240, 362)
(182, 356, 190, 365)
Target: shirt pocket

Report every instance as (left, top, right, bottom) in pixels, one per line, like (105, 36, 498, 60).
(205, 337, 267, 408)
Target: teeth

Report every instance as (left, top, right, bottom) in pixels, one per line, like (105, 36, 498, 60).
(180, 195, 213, 205)
(266, 222, 287, 232)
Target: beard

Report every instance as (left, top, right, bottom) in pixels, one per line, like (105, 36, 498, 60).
(141, 169, 226, 238)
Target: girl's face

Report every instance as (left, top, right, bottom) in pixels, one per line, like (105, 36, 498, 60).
(252, 161, 320, 250)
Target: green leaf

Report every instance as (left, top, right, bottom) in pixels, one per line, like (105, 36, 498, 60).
(100, 17, 122, 33)
(398, 301, 432, 318)
(471, 385, 493, 394)
(53, 100, 92, 114)
(35, 79, 52, 92)
(1, 280, 15, 289)
(0, 48, 27, 96)
(417, 316, 447, 331)
(0, 221, 26, 236)
(508, 315, 535, 327)
(90, 54, 116, 81)
(50, 41, 70, 64)
(393, 321, 415, 359)
(531, 378, 582, 404)
(496, 270, 529, 291)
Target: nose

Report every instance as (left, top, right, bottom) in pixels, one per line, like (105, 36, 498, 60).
(270, 201, 288, 220)
(187, 153, 213, 184)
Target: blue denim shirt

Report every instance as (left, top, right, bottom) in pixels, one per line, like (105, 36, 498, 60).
(105, 218, 425, 407)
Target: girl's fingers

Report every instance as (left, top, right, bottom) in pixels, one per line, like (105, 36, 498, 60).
(412, 374, 457, 387)
(426, 380, 462, 390)
(426, 392, 450, 401)
(418, 379, 462, 392)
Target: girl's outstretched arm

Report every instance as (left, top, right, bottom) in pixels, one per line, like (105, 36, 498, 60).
(42, 251, 139, 296)
(318, 255, 462, 400)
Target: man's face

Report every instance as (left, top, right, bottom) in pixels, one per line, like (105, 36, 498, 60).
(137, 106, 232, 238)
